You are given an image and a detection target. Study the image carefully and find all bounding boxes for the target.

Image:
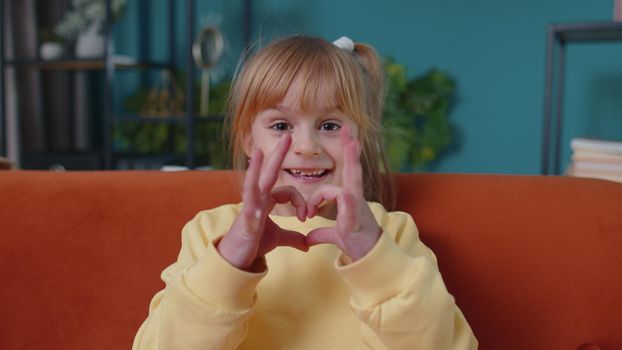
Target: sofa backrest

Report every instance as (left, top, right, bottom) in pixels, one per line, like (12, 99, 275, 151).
(1, 171, 621, 349)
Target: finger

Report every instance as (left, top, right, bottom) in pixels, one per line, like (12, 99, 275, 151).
(306, 227, 339, 247)
(338, 190, 360, 233)
(341, 129, 363, 195)
(276, 228, 309, 252)
(306, 184, 341, 218)
(243, 149, 263, 203)
(271, 186, 307, 221)
(241, 204, 263, 237)
(242, 149, 264, 205)
(241, 150, 264, 234)
(258, 133, 292, 192)
(340, 123, 353, 144)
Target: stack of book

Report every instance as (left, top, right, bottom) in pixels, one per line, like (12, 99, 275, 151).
(566, 138, 622, 183)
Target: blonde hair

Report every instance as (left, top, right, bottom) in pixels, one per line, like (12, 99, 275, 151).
(226, 35, 395, 209)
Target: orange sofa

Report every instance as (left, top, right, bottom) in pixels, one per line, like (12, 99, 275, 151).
(1, 170, 621, 349)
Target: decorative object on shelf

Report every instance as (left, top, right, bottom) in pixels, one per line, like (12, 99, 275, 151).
(382, 59, 457, 171)
(38, 29, 65, 60)
(54, 0, 126, 58)
(193, 26, 224, 116)
(39, 42, 65, 60)
(138, 70, 186, 117)
(615, 0, 622, 21)
(75, 21, 106, 58)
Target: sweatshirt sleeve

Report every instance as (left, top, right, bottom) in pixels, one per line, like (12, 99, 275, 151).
(336, 208, 478, 350)
(132, 207, 266, 350)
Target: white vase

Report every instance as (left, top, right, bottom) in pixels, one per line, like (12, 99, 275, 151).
(75, 22, 105, 58)
(40, 42, 64, 60)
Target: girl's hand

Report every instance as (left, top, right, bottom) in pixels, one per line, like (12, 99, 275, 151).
(217, 134, 309, 271)
(305, 126, 382, 261)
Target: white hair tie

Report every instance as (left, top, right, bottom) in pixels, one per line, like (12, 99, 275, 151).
(333, 36, 354, 52)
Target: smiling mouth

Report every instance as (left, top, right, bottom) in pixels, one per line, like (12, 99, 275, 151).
(285, 168, 330, 179)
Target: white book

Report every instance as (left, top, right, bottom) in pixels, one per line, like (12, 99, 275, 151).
(571, 138, 622, 156)
(567, 167, 622, 183)
(572, 161, 622, 173)
(572, 150, 622, 164)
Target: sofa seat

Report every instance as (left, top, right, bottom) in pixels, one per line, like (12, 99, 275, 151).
(1, 171, 621, 349)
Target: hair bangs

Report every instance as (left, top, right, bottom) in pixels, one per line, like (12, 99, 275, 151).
(250, 44, 349, 118)
(294, 49, 372, 138)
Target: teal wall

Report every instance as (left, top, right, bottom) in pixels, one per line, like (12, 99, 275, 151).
(114, 0, 622, 174)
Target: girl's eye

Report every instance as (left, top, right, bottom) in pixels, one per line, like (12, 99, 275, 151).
(270, 122, 291, 131)
(320, 122, 341, 131)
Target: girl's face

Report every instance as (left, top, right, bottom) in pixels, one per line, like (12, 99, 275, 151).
(244, 79, 359, 216)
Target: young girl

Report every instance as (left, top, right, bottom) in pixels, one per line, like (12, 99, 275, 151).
(133, 35, 477, 349)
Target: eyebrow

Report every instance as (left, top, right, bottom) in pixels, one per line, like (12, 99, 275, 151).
(273, 104, 338, 114)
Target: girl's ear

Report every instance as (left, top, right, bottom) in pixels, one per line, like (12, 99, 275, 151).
(243, 134, 253, 157)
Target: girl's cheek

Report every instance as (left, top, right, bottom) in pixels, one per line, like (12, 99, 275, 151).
(327, 136, 344, 148)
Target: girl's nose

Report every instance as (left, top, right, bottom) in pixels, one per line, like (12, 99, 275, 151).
(292, 130, 321, 157)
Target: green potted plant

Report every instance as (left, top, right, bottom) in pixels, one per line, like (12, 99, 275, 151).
(383, 59, 457, 171)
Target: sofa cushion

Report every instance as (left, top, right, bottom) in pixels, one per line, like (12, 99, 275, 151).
(0, 171, 621, 349)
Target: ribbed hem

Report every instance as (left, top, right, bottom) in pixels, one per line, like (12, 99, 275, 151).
(335, 232, 413, 308)
(184, 236, 266, 311)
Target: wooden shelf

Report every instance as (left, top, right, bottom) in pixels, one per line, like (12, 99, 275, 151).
(112, 152, 186, 170)
(110, 114, 225, 123)
(3, 57, 172, 71)
(21, 151, 102, 170)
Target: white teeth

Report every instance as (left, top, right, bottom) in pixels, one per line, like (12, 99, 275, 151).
(288, 169, 327, 177)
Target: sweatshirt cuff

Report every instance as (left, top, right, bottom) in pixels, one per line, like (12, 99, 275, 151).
(183, 236, 266, 311)
(335, 232, 413, 308)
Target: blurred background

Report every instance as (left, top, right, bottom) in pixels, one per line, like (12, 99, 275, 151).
(1, 0, 621, 176)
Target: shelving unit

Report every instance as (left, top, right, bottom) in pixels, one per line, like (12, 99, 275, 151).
(103, 0, 178, 170)
(0, 0, 177, 169)
(541, 21, 622, 175)
(0, 1, 8, 159)
(1, 0, 252, 170)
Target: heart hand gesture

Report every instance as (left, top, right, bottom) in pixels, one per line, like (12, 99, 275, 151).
(305, 126, 382, 261)
(217, 133, 309, 271)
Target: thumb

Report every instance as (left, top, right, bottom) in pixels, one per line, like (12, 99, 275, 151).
(306, 227, 338, 247)
(276, 228, 309, 252)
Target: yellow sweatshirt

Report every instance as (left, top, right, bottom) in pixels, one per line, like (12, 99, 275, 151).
(133, 202, 477, 349)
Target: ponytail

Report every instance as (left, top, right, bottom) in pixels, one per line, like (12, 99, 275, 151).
(352, 44, 385, 123)
(352, 43, 396, 210)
